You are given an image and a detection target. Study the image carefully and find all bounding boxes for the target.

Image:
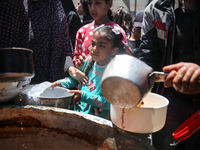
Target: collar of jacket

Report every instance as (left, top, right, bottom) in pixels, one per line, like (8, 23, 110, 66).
(154, 0, 175, 19)
(155, 0, 173, 11)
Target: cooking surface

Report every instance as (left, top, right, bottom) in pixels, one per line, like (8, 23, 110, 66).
(0, 83, 155, 150)
(0, 106, 155, 150)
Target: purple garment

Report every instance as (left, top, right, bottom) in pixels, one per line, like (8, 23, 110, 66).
(0, 0, 29, 48)
(28, 0, 73, 83)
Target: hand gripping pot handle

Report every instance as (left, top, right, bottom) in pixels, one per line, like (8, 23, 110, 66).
(101, 55, 200, 109)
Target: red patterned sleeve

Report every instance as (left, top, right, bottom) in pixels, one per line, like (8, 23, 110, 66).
(73, 28, 84, 66)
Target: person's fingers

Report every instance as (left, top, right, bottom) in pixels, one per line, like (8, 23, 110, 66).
(77, 80, 83, 86)
(173, 67, 187, 91)
(69, 95, 77, 110)
(81, 77, 88, 85)
(82, 53, 86, 59)
(67, 90, 75, 93)
(190, 68, 200, 83)
(187, 68, 200, 95)
(80, 78, 86, 85)
(50, 83, 56, 89)
(77, 59, 81, 65)
(75, 61, 79, 67)
(180, 66, 196, 92)
(164, 70, 176, 87)
(50, 85, 55, 89)
(77, 59, 83, 68)
(163, 62, 185, 72)
(50, 81, 61, 89)
(78, 55, 83, 62)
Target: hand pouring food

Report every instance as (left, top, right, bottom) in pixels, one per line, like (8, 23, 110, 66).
(101, 55, 168, 108)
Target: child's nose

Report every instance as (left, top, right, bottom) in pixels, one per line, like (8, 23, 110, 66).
(90, 4, 95, 10)
(92, 46, 98, 53)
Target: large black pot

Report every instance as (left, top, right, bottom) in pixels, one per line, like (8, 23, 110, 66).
(0, 47, 35, 82)
(0, 106, 155, 150)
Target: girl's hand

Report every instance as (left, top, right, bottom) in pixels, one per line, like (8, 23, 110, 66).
(68, 66, 88, 86)
(163, 62, 200, 95)
(68, 90, 83, 109)
(76, 53, 87, 68)
(51, 81, 61, 89)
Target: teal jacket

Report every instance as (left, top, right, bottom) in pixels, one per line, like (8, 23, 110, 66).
(58, 57, 110, 120)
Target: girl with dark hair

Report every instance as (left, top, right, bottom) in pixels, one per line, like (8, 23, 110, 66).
(65, 0, 130, 85)
(51, 26, 124, 120)
(112, 6, 134, 38)
(73, 0, 130, 66)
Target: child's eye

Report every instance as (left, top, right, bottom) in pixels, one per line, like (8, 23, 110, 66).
(96, 2, 101, 5)
(91, 42, 95, 47)
(88, 1, 92, 5)
(100, 44, 105, 48)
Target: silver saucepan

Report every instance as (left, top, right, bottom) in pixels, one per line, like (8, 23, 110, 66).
(0, 80, 30, 102)
(101, 55, 168, 108)
(0, 47, 35, 82)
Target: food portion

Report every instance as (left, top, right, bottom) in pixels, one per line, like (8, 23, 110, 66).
(137, 101, 144, 107)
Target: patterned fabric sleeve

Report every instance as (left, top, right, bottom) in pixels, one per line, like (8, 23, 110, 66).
(58, 77, 78, 89)
(73, 28, 84, 66)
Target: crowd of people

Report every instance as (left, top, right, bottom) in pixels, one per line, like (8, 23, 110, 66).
(0, 0, 200, 149)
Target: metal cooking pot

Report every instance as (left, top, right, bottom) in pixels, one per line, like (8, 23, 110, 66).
(0, 106, 155, 150)
(0, 47, 35, 82)
(101, 55, 168, 108)
(0, 80, 30, 102)
(38, 86, 74, 109)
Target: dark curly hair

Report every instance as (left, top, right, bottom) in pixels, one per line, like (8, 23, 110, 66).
(112, 6, 134, 36)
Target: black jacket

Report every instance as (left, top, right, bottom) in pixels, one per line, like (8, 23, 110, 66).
(139, 0, 176, 71)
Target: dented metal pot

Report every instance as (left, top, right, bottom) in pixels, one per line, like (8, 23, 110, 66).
(101, 55, 168, 108)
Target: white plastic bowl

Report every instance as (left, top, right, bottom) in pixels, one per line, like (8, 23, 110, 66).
(110, 92, 169, 133)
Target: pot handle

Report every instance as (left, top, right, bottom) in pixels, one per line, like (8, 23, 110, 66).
(149, 71, 168, 82)
(150, 71, 200, 83)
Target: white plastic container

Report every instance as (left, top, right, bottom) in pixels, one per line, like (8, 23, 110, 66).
(110, 92, 169, 133)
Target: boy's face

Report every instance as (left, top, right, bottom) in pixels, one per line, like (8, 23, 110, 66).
(91, 31, 115, 66)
